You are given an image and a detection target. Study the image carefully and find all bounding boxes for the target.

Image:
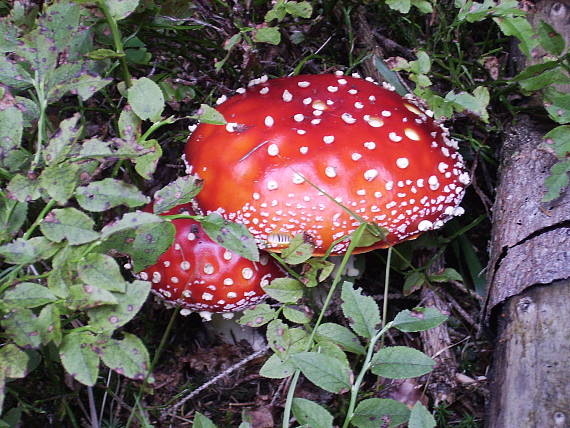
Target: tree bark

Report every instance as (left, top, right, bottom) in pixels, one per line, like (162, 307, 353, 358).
(485, 0, 570, 421)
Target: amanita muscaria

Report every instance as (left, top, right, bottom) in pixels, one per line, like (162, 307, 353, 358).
(185, 73, 469, 255)
(137, 203, 283, 315)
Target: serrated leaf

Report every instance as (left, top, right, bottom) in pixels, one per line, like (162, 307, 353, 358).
(193, 412, 218, 428)
(0, 308, 42, 349)
(283, 306, 311, 324)
(39, 163, 80, 204)
(59, 332, 100, 386)
(0, 344, 30, 379)
(2, 282, 57, 309)
(352, 398, 411, 428)
(198, 212, 259, 262)
(66, 284, 118, 310)
(43, 114, 82, 164)
(291, 351, 352, 393)
(537, 21, 565, 57)
(153, 176, 204, 214)
(239, 304, 277, 327)
(103, 0, 140, 20)
(259, 353, 296, 379)
(193, 104, 226, 125)
(262, 277, 304, 303)
(77, 253, 126, 292)
(409, 401, 436, 428)
(254, 27, 281, 45)
(0, 236, 59, 264)
(292, 398, 333, 428)
(76, 178, 149, 212)
(87, 280, 151, 331)
(0, 197, 27, 244)
(281, 233, 314, 264)
(6, 174, 42, 202)
(127, 77, 164, 122)
(99, 332, 150, 381)
(316, 323, 365, 355)
(40, 208, 99, 245)
(341, 281, 380, 339)
(392, 307, 448, 332)
(38, 304, 62, 346)
(371, 346, 435, 379)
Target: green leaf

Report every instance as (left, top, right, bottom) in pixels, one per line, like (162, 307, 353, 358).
(386, 0, 411, 13)
(2, 282, 57, 309)
(254, 27, 281, 45)
(283, 306, 311, 324)
(0, 95, 24, 171)
(134, 138, 162, 179)
(39, 163, 80, 204)
(198, 212, 259, 262)
(238, 304, 277, 327)
(47, 73, 111, 103)
(493, 16, 538, 58)
(1, 308, 42, 349)
(192, 104, 226, 125)
(341, 281, 381, 339)
(403, 271, 426, 295)
(262, 277, 304, 303)
(193, 412, 218, 428)
(153, 176, 204, 214)
(0, 56, 33, 89)
(76, 178, 149, 212)
(281, 233, 314, 264)
(543, 125, 570, 158)
(127, 77, 164, 122)
(428, 267, 463, 283)
(118, 106, 142, 142)
(0, 197, 27, 244)
(100, 211, 163, 237)
(43, 114, 82, 165)
(259, 353, 296, 379)
(537, 21, 565, 56)
(0, 236, 59, 264)
(87, 280, 151, 331)
(409, 401, 436, 428)
(85, 48, 126, 60)
(40, 208, 99, 245)
(6, 174, 42, 202)
(285, 1, 313, 18)
(77, 253, 126, 293)
(316, 322, 365, 355)
(103, 0, 140, 20)
(291, 351, 352, 393)
(392, 308, 448, 332)
(352, 398, 411, 428)
(59, 332, 100, 386)
(543, 160, 569, 202)
(0, 344, 30, 379)
(38, 304, 62, 346)
(0, 19, 19, 53)
(445, 87, 489, 122)
(66, 284, 118, 310)
(99, 332, 150, 381)
(292, 398, 333, 428)
(303, 259, 335, 287)
(371, 346, 435, 379)
(544, 88, 570, 124)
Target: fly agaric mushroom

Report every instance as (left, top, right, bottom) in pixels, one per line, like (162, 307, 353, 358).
(137, 203, 283, 316)
(185, 73, 469, 255)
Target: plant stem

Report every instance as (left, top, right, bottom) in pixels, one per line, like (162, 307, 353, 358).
(281, 223, 367, 428)
(87, 386, 99, 428)
(22, 199, 56, 240)
(382, 247, 392, 328)
(98, 0, 132, 88)
(342, 322, 394, 428)
(31, 76, 47, 171)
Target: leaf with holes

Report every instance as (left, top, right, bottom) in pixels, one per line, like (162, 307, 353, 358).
(99, 332, 150, 381)
(40, 208, 100, 245)
(198, 212, 259, 262)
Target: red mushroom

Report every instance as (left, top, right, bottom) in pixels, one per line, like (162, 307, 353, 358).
(185, 73, 469, 255)
(137, 203, 283, 316)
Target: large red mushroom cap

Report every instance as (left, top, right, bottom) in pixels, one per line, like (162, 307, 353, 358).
(138, 203, 283, 314)
(185, 73, 469, 255)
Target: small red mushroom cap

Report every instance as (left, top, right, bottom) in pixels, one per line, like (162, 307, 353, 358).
(138, 203, 283, 314)
(185, 73, 469, 255)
